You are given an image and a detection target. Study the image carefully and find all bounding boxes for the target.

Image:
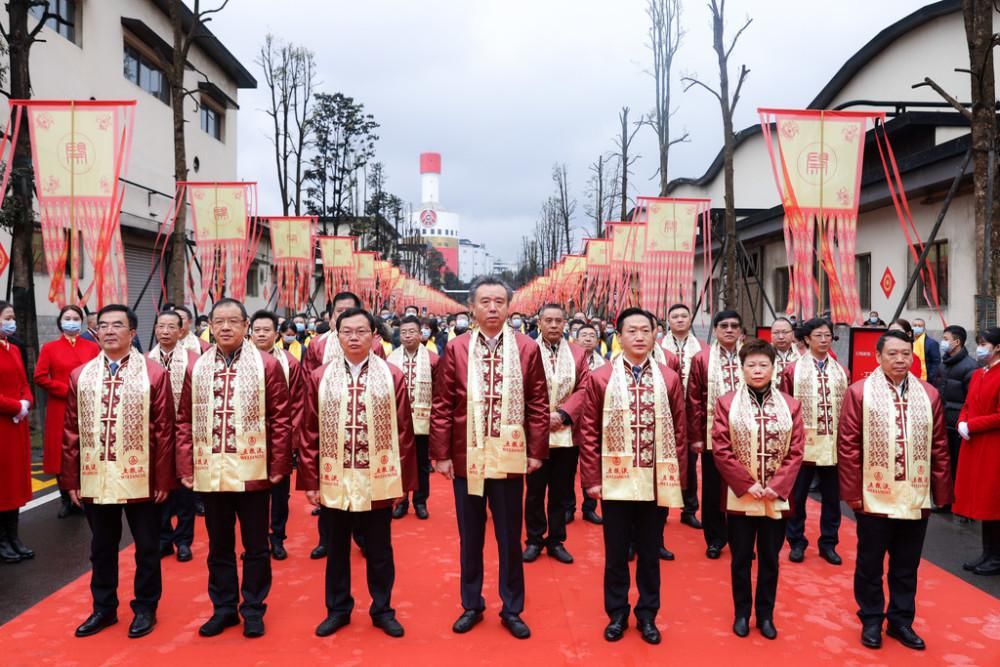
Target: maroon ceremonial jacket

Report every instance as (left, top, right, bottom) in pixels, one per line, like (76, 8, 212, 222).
(577, 358, 688, 493)
(297, 359, 417, 508)
(711, 389, 805, 516)
(687, 345, 740, 446)
(175, 348, 293, 492)
(429, 330, 550, 477)
(539, 339, 591, 438)
(61, 356, 178, 502)
(302, 332, 385, 376)
(277, 349, 307, 449)
(836, 378, 953, 516)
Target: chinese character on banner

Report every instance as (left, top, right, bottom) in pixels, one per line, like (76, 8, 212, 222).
(267, 217, 316, 311)
(318, 236, 357, 302)
(0, 101, 137, 308)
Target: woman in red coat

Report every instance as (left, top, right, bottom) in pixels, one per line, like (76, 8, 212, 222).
(34, 304, 99, 518)
(955, 327, 1000, 575)
(0, 301, 34, 563)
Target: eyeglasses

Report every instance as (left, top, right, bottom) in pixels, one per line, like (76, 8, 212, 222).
(97, 322, 129, 331)
(339, 328, 372, 339)
(717, 322, 741, 330)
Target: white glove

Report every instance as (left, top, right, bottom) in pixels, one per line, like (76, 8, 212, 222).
(12, 399, 29, 424)
(958, 422, 970, 441)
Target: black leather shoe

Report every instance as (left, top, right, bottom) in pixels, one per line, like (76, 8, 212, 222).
(973, 556, 1000, 576)
(637, 619, 661, 645)
(159, 543, 174, 558)
(452, 610, 483, 634)
(194, 500, 205, 516)
(962, 551, 987, 572)
(564, 509, 574, 524)
(548, 544, 574, 564)
(311, 506, 320, 516)
(583, 510, 603, 525)
(789, 546, 805, 563)
(176, 544, 193, 562)
(680, 513, 702, 529)
(415, 505, 429, 520)
(604, 614, 628, 641)
(522, 544, 542, 563)
(75, 611, 118, 637)
(887, 624, 925, 650)
(861, 623, 882, 649)
(310, 544, 327, 559)
(0, 538, 22, 563)
(500, 614, 531, 639)
(243, 616, 265, 638)
(733, 617, 749, 637)
(269, 540, 287, 560)
(659, 546, 675, 561)
(757, 619, 777, 640)
(58, 497, 72, 519)
(392, 503, 408, 519)
(819, 548, 843, 566)
(627, 544, 636, 561)
(198, 613, 239, 637)
(706, 546, 722, 559)
(128, 612, 156, 638)
(373, 616, 405, 638)
(316, 613, 351, 637)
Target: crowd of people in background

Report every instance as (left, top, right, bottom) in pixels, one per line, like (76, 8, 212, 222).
(0, 287, 997, 651)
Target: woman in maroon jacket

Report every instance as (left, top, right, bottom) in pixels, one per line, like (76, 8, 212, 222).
(712, 339, 804, 641)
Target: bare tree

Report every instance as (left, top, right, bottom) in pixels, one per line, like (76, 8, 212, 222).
(585, 154, 610, 238)
(163, 0, 231, 305)
(645, 0, 689, 195)
(681, 0, 751, 307)
(613, 107, 643, 221)
(552, 163, 576, 254)
(258, 35, 316, 216)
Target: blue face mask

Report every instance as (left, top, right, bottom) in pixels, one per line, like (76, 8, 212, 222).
(1, 320, 16, 336)
(421, 328, 431, 340)
(61, 319, 82, 334)
(295, 322, 305, 333)
(939, 340, 952, 357)
(282, 335, 297, 345)
(913, 326, 924, 336)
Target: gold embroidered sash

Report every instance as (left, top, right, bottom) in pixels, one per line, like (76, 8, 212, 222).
(149, 345, 187, 412)
(77, 348, 151, 504)
(861, 369, 933, 519)
(706, 341, 742, 450)
(191, 341, 268, 492)
(387, 346, 432, 435)
(601, 357, 682, 507)
(589, 351, 606, 370)
(538, 338, 577, 448)
(271, 347, 290, 385)
(668, 334, 702, 395)
(322, 331, 344, 365)
(726, 387, 792, 518)
(794, 355, 847, 466)
(773, 348, 800, 384)
(465, 328, 525, 496)
(318, 354, 402, 511)
(181, 332, 203, 354)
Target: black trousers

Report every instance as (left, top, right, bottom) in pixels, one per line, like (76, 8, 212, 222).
(525, 447, 578, 547)
(399, 435, 431, 507)
(84, 501, 162, 615)
(785, 464, 841, 551)
(203, 490, 272, 619)
(320, 506, 395, 620)
(159, 487, 196, 549)
(453, 476, 524, 617)
(701, 450, 727, 548)
(728, 514, 785, 621)
(270, 475, 291, 543)
(946, 426, 962, 485)
(565, 478, 598, 515)
(682, 450, 700, 515)
(602, 499, 664, 621)
(854, 513, 928, 628)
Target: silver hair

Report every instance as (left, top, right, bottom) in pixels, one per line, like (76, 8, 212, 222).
(468, 275, 513, 304)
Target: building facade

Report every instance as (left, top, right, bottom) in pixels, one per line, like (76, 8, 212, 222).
(458, 238, 496, 284)
(408, 152, 460, 277)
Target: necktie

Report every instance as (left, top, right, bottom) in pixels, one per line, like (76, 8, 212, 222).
(109, 362, 119, 376)
(631, 365, 643, 382)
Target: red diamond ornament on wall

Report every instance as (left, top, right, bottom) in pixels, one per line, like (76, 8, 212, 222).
(0, 243, 8, 279)
(880, 267, 896, 299)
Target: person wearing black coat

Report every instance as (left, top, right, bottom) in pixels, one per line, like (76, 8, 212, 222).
(935, 325, 978, 512)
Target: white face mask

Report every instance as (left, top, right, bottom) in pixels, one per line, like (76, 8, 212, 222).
(455, 319, 469, 330)
(421, 328, 431, 340)
(940, 339, 952, 356)
(61, 319, 82, 334)
(282, 335, 297, 345)
(511, 318, 522, 329)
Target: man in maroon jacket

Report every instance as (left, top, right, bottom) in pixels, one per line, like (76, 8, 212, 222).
(62, 304, 179, 639)
(430, 276, 549, 639)
(176, 299, 292, 639)
(837, 330, 952, 652)
(298, 308, 416, 639)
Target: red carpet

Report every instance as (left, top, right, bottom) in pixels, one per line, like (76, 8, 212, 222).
(4, 478, 1000, 666)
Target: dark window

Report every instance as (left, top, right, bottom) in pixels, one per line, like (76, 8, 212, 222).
(246, 261, 260, 297)
(32, 228, 83, 278)
(200, 103, 223, 141)
(773, 267, 790, 313)
(123, 43, 169, 105)
(856, 253, 872, 311)
(909, 240, 949, 308)
(30, 0, 76, 43)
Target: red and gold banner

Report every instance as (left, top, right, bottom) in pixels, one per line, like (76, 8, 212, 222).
(4, 100, 136, 307)
(318, 235, 356, 301)
(267, 216, 316, 311)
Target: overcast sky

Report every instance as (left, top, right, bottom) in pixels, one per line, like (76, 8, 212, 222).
(209, 0, 930, 264)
